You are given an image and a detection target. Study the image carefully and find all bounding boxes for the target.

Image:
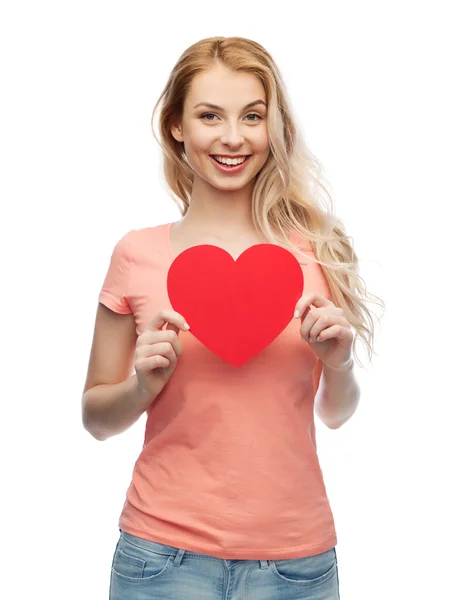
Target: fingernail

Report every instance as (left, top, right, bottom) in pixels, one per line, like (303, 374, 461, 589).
(184, 322, 190, 330)
(294, 310, 300, 318)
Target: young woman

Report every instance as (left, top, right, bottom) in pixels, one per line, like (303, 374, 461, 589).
(82, 36, 384, 600)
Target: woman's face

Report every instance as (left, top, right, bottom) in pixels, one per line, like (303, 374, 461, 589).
(171, 63, 270, 191)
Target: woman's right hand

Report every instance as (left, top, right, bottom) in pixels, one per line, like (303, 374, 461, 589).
(134, 309, 190, 400)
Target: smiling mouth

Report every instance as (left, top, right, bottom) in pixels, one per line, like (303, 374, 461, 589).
(210, 155, 252, 167)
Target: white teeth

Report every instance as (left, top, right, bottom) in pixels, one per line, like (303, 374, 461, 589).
(212, 155, 247, 166)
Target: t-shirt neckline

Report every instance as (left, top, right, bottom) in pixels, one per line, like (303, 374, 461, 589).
(163, 220, 308, 265)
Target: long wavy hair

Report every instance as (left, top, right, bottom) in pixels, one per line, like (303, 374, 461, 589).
(151, 36, 385, 368)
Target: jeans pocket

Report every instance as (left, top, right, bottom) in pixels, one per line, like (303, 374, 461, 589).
(112, 533, 174, 582)
(270, 547, 337, 585)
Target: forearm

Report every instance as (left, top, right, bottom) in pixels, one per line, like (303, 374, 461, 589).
(315, 359, 361, 429)
(82, 374, 156, 441)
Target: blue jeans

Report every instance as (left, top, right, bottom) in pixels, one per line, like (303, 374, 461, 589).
(109, 529, 340, 599)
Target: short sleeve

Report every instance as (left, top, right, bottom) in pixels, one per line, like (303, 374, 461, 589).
(98, 231, 133, 314)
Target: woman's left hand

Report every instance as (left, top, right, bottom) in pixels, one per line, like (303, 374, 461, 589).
(294, 292, 355, 371)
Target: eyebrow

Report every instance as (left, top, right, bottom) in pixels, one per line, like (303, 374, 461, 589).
(193, 100, 267, 111)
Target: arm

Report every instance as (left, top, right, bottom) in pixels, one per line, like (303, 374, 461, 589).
(314, 360, 361, 429)
(82, 373, 156, 441)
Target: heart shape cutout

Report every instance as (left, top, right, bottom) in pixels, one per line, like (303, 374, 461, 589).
(167, 244, 304, 367)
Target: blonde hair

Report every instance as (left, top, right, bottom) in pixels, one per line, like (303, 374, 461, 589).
(151, 36, 385, 368)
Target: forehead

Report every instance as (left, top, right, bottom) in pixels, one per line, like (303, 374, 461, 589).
(185, 65, 266, 109)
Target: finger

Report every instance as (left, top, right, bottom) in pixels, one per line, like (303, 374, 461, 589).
(294, 292, 332, 319)
(301, 308, 341, 339)
(160, 341, 179, 365)
(140, 328, 183, 358)
(144, 309, 190, 333)
(155, 329, 183, 357)
(165, 330, 183, 357)
(145, 340, 178, 365)
(300, 307, 323, 339)
(300, 307, 345, 339)
(137, 353, 171, 371)
(315, 324, 353, 344)
(308, 317, 348, 343)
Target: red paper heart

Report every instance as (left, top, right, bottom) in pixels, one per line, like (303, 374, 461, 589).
(167, 244, 304, 367)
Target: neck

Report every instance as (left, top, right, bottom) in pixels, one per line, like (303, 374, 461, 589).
(183, 175, 257, 235)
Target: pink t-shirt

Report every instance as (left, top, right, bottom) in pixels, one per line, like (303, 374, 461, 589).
(98, 222, 337, 560)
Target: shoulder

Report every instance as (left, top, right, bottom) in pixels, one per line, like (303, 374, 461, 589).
(120, 224, 173, 269)
(123, 223, 168, 253)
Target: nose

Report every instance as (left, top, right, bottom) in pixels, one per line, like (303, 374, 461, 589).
(220, 123, 245, 147)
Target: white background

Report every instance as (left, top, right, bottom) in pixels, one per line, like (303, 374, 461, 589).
(1, 1, 475, 598)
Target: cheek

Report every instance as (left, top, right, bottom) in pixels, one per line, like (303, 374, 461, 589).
(254, 134, 270, 161)
(253, 129, 270, 154)
(186, 124, 214, 151)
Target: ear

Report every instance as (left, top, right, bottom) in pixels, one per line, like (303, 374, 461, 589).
(170, 120, 184, 143)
